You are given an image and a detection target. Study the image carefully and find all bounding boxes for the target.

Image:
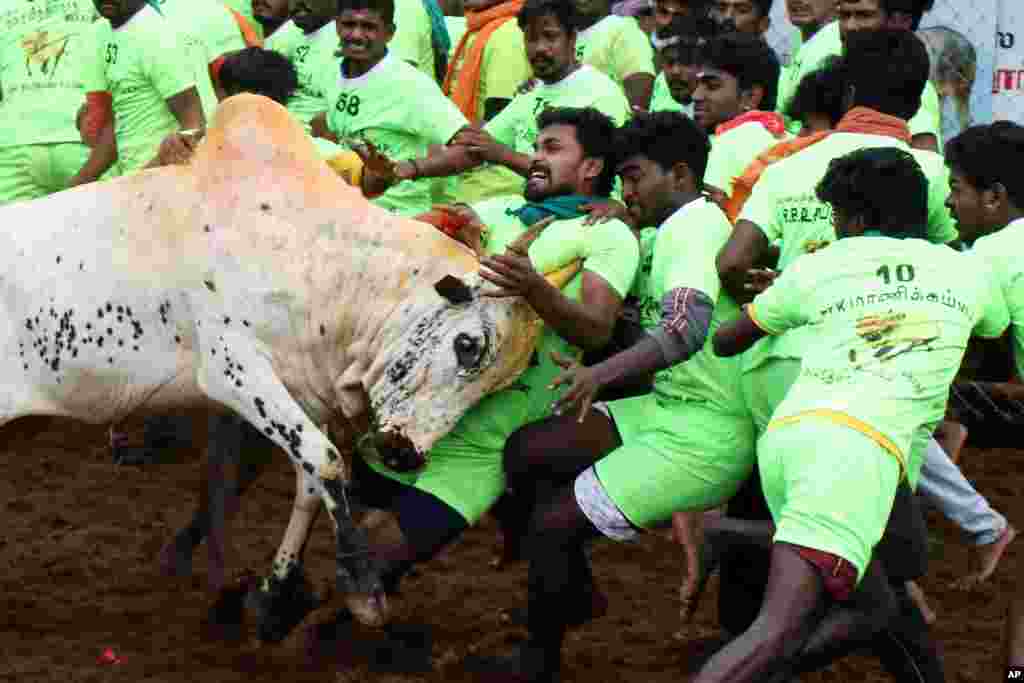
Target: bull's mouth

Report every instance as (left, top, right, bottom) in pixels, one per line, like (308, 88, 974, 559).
(372, 430, 426, 472)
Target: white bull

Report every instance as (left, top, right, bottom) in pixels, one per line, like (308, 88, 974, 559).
(0, 94, 574, 637)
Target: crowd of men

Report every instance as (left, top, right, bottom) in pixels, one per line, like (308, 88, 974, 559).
(4, 0, 1024, 679)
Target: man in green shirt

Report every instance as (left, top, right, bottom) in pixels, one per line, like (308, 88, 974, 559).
(574, 0, 656, 110)
(468, 110, 755, 682)
(837, 0, 941, 152)
(88, 0, 205, 174)
(702, 146, 1008, 683)
(305, 107, 638, 665)
(313, 0, 470, 216)
(0, 0, 115, 203)
(692, 31, 783, 205)
(391, 0, 630, 203)
(775, 0, 835, 128)
(648, 11, 713, 115)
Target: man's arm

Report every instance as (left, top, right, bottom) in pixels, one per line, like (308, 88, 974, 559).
(166, 85, 206, 131)
(713, 307, 768, 357)
(481, 254, 623, 350)
(455, 126, 532, 177)
(622, 72, 654, 112)
(911, 133, 939, 153)
(67, 121, 118, 187)
(716, 219, 772, 304)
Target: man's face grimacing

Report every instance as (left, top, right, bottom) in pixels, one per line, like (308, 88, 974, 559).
(692, 66, 748, 133)
(290, 0, 337, 32)
(618, 154, 680, 228)
(785, 0, 836, 30)
(525, 123, 601, 201)
(712, 0, 769, 35)
(523, 13, 577, 83)
(337, 8, 393, 64)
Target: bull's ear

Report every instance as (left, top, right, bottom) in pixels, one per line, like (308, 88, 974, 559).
(434, 275, 473, 305)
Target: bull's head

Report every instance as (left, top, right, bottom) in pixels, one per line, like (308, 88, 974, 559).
(363, 263, 578, 470)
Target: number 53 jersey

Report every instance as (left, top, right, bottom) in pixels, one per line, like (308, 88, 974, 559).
(323, 53, 469, 216)
(747, 237, 1009, 482)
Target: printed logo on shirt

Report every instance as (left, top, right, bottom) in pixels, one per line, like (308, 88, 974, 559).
(20, 29, 74, 77)
(334, 91, 361, 117)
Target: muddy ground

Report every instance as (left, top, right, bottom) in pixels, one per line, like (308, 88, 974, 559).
(1, 417, 1017, 682)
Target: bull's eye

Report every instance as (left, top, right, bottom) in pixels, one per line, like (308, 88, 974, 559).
(454, 332, 483, 369)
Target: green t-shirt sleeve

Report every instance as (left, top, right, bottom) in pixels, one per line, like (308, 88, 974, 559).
(483, 91, 530, 147)
(966, 251, 1011, 340)
(747, 258, 811, 335)
(144, 30, 199, 100)
(908, 81, 942, 142)
(83, 21, 112, 92)
(704, 124, 778, 197)
(659, 203, 725, 300)
(737, 164, 781, 241)
(923, 161, 959, 245)
(580, 220, 640, 299)
(410, 77, 469, 145)
(610, 19, 655, 79)
(479, 22, 530, 103)
(590, 86, 630, 125)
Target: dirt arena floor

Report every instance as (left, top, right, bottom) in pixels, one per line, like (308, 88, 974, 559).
(1, 417, 1019, 682)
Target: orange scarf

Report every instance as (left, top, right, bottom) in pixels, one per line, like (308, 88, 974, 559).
(715, 110, 787, 139)
(226, 7, 264, 48)
(724, 107, 912, 224)
(442, 0, 524, 122)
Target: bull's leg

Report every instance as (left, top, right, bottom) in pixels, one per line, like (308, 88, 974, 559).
(195, 333, 385, 640)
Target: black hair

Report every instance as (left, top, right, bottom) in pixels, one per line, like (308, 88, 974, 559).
(536, 106, 618, 196)
(841, 29, 929, 121)
(615, 110, 711, 188)
(750, 0, 773, 17)
(785, 55, 846, 128)
(656, 11, 719, 64)
(945, 122, 1024, 210)
(338, 0, 395, 25)
(699, 32, 780, 110)
(877, 0, 934, 30)
(816, 147, 928, 238)
(218, 47, 299, 105)
(517, 0, 580, 34)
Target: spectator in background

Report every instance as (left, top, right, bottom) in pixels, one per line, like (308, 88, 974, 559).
(710, 0, 771, 35)
(573, 0, 657, 110)
(775, 0, 836, 131)
(612, 0, 657, 36)
(251, 0, 292, 40)
(649, 10, 716, 114)
(783, 55, 846, 135)
(0, 0, 116, 203)
(392, 0, 446, 80)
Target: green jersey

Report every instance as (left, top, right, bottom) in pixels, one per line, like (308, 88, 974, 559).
(150, 0, 240, 118)
(475, 65, 630, 199)
(446, 19, 529, 121)
(270, 20, 338, 132)
(392, 0, 435, 80)
(575, 15, 655, 89)
(776, 21, 840, 132)
(908, 80, 942, 145)
(738, 131, 959, 368)
(93, 5, 204, 173)
(636, 196, 745, 414)
(971, 217, 1024, 378)
(705, 120, 784, 197)
(749, 236, 1008, 482)
(324, 53, 467, 215)
(649, 72, 690, 114)
(0, 0, 101, 148)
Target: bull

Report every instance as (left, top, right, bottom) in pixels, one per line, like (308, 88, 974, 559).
(0, 94, 575, 637)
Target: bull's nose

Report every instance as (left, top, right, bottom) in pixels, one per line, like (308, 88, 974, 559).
(373, 431, 426, 472)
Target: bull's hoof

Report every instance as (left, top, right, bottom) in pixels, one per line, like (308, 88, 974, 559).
(204, 575, 256, 641)
(245, 564, 320, 643)
(464, 644, 560, 683)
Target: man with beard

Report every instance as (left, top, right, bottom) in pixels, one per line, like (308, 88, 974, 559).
(251, 0, 291, 39)
(311, 0, 470, 216)
(389, 0, 630, 203)
(649, 3, 713, 114)
(710, 0, 771, 35)
(573, 0, 656, 110)
(303, 106, 638, 671)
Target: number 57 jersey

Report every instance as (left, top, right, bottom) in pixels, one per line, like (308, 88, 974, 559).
(747, 237, 1009, 483)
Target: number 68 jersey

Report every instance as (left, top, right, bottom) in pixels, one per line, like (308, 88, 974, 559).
(747, 237, 1009, 483)
(322, 53, 468, 217)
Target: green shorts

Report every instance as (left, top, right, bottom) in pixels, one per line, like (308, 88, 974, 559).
(368, 388, 533, 524)
(0, 142, 91, 204)
(741, 357, 799, 436)
(758, 418, 901, 581)
(595, 394, 756, 530)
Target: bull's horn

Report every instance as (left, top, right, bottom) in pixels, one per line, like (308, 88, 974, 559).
(543, 259, 582, 290)
(506, 216, 558, 257)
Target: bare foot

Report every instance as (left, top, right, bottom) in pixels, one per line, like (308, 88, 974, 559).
(956, 523, 1018, 590)
(905, 580, 937, 625)
(673, 510, 720, 626)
